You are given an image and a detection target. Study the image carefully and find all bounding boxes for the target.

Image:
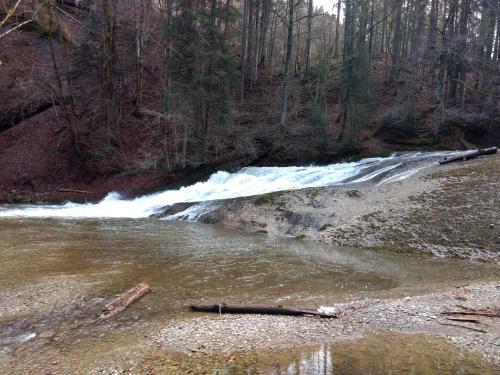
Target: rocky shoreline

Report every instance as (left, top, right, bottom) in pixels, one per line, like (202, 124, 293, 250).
(153, 282, 500, 364)
(3, 281, 498, 374)
(193, 154, 500, 261)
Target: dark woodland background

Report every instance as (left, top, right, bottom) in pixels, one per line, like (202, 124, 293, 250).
(1, 0, 499, 201)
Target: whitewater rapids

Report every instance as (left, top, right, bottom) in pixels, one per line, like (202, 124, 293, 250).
(0, 151, 456, 219)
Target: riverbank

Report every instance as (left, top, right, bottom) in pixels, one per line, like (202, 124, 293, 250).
(196, 153, 500, 261)
(154, 282, 500, 362)
(1, 281, 498, 374)
(1, 154, 499, 373)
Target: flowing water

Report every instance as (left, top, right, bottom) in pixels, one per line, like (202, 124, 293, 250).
(0, 151, 455, 219)
(0, 151, 498, 373)
(1, 218, 498, 313)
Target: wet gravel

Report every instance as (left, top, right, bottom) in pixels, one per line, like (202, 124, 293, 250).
(155, 282, 500, 364)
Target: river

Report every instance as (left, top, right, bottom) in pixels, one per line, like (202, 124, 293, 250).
(0, 151, 498, 374)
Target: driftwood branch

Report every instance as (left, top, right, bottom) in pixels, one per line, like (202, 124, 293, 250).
(442, 307, 500, 318)
(0, 17, 33, 39)
(0, 0, 23, 28)
(438, 322, 487, 333)
(445, 316, 488, 326)
(439, 147, 497, 165)
(99, 282, 151, 320)
(58, 188, 91, 194)
(190, 304, 337, 318)
(55, 5, 82, 24)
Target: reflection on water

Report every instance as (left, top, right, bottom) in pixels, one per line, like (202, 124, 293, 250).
(1, 218, 498, 320)
(0, 218, 498, 320)
(289, 344, 333, 375)
(145, 334, 496, 375)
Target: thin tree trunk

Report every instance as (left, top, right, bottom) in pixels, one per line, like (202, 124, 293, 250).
(389, 0, 402, 86)
(304, 0, 313, 75)
(135, 0, 145, 108)
(258, 0, 271, 68)
(240, 0, 250, 100)
(368, 0, 375, 59)
(334, 0, 341, 58)
(280, 0, 294, 128)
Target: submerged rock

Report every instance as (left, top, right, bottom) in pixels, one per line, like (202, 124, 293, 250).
(150, 202, 198, 218)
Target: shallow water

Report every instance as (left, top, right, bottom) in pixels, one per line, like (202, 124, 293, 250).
(1, 218, 499, 374)
(1, 218, 498, 316)
(153, 334, 497, 375)
(5, 330, 496, 374)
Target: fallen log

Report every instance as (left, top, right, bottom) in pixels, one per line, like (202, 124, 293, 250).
(58, 188, 91, 194)
(99, 282, 151, 320)
(445, 316, 488, 326)
(439, 147, 497, 165)
(441, 307, 500, 318)
(190, 304, 337, 318)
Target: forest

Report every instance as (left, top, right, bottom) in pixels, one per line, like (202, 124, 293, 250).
(1, 2, 500, 373)
(0, 0, 499, 198)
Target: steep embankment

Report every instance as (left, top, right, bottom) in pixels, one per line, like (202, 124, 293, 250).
(198, 154, 500, 260)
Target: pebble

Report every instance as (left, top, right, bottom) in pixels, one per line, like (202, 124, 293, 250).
(152, 282, 499, 366)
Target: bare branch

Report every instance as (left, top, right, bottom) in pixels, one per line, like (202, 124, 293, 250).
(0, 16, 33, 39)
(0, 0, 23, 28)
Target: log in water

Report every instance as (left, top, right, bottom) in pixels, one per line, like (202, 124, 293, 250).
(99, 282, 151, 320)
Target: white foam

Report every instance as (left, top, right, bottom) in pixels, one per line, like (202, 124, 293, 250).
(2, 332, 36, 345)
(0, 151, 456, 219)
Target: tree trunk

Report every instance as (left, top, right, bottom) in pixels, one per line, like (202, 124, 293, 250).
(258, 0, 271, 68)
(448, 0, 469, 101)
(389, 0, 403, 86)
(280, 0, 294, 128)
(304, 0, 313, 75)
(334, 0, 341, 58)
(240, 0, 250, 100)
(135, 0, 145, 108)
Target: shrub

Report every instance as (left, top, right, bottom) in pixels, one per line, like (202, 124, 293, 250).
(380, 102, 420, 138)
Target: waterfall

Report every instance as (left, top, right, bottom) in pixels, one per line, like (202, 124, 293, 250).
(0, 151, 455, 219)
